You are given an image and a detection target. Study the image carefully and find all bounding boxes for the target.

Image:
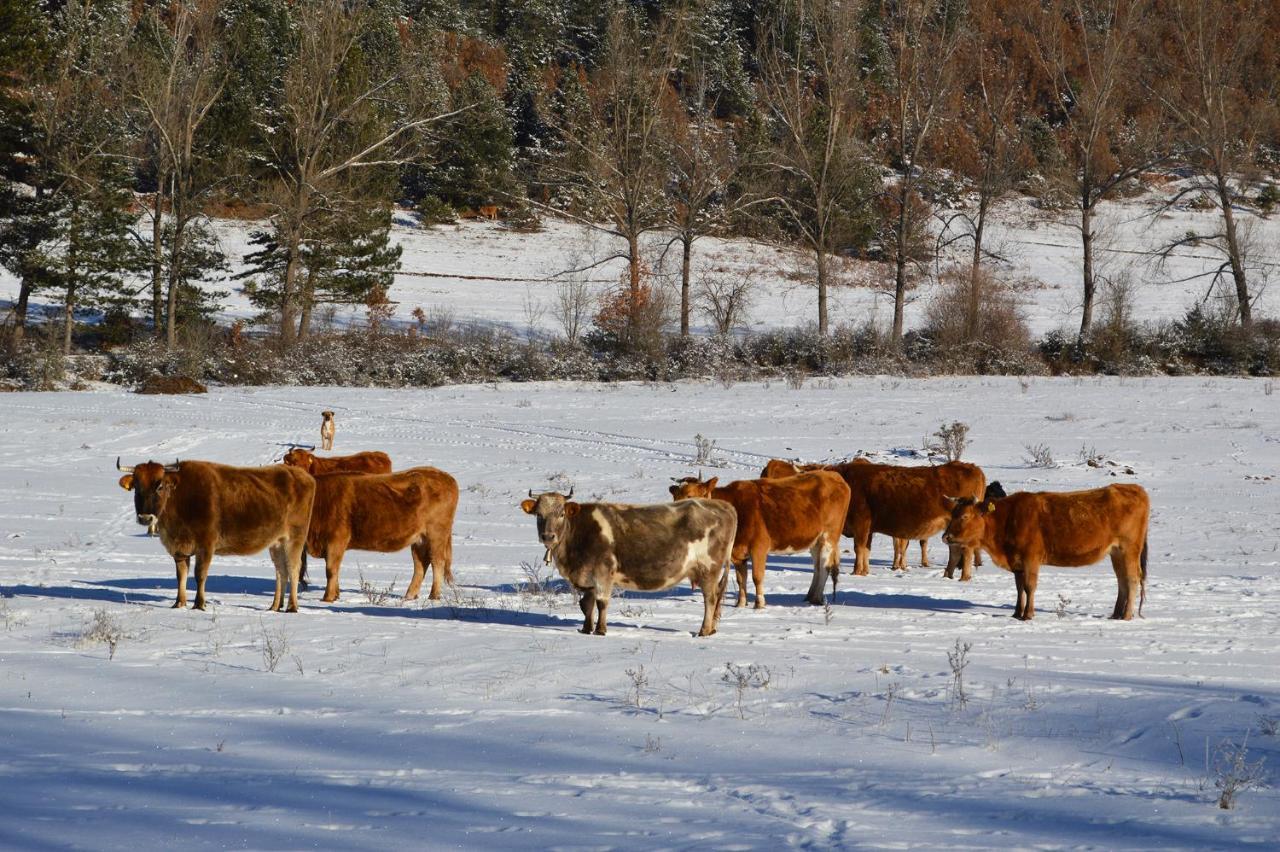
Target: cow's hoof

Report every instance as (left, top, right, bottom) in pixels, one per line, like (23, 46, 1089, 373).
(193, 602, 206, 611)
(321, 595, 338, 603)
(286, 604, 299, 613)
(172, 601, 186, 609)
(428, 591, 441, 601)
(805, 596, 824, 606)
(754, 600, 765, 610)
(594, 628, 607, 636)
(579, 627, 592, 635)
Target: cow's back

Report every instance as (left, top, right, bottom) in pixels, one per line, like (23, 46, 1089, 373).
(169, 462, 314, 555)
(996, 485, 1149, 567)
(311, 466, 458, 553)
(313, 450, 393, 476)
(573, 500, 734, 591)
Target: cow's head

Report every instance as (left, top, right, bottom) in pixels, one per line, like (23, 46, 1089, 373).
(942, 495, 998, 548)
(983, 480, 1006, 502)
(520, 489, 576, 559)
(117, 458, 180, 528)
(669, 475, 717, 500)
(282, 447, 316, 472)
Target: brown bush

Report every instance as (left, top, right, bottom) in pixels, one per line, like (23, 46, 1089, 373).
(923, 267, 1032, 350)
(136, 375, 208, 395)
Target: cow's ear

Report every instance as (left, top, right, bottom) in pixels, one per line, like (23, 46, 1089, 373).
(520, 499, 537, 514)
(668, 485, 680, 498)
(564, 502, 581, 518)
(706, 477, 718, 490)
(118, 474, 134, 491)
(943, 495, 959, 508)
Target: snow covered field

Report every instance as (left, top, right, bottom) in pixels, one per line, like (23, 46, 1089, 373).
(4, 186, 1279, 339)
(1, 377, 1277, 848)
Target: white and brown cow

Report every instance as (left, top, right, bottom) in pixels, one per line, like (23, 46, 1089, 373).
(520, 490, 736, 637)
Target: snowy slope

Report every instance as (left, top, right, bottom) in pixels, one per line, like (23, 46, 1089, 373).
(0, 377, 1277, 848)
(4, 186, 1278, 339)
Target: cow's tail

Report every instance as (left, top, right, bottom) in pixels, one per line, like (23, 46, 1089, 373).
(1138, 535, 1148, 618)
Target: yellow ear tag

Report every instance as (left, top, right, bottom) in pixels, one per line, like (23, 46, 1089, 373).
(986, 501, 996, 512)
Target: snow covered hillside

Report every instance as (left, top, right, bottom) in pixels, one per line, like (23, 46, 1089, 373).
(1, 377, 1277, 848)
(4, 186, 1279, 339)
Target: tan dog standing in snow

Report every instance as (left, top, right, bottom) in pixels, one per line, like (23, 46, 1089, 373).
(320, 410, 336, 450)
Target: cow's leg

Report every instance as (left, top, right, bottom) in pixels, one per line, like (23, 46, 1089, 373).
(267, 544, 290, 612)
(1110, 550, 1137, 620)
(919, 539, 929, 568)
(173, 554, 190, 608)
(592, 580, 612, 636)
(944, 544, 960, 579)
(892, 537, 907, 570)
(192, 548, 214, 611)
(577, 587, 596, 634)
(854, 522, 872, 576)
(732, 559, 749, 608)
(959, 546, 976, 582)
(321, 546, 346, 603)
(805, 560, 828, 606)
(750, 545, 768, 610)
(1021, 564, 1040, 621)
(405, 541, 430, 602)
(1012, 569, 1027, 620)
(698, 564, 727, 637)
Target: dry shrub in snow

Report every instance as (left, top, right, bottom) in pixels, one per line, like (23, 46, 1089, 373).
(923, 268, 1031, 351)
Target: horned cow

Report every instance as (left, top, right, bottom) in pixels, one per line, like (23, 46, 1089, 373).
(521, 491, 736, 636)
(307, 467, 459, 603)
(116, 459, 315, 612)
(943, 483, 1150, 621)
(669, 471, 850, 607)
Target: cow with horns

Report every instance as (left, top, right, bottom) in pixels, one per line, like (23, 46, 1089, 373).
(521, 488, 736, 637)
(116, 458, 315, 612)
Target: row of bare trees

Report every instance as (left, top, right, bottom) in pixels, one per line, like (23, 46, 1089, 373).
(537, 0, 1278, 346)
(4, 0, 1277, 353)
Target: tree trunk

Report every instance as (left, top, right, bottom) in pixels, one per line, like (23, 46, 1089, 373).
(298, 266, 315, 340)
(63, 208, 79, 355)
(165, 224, 184, 348)
(280, 223, 302, 347)
(1078, 201, 1096, 344)
(891, 183, 909, 344)
(815, 245, 828, 337)
(13, 278, 32, 343)
(151, 189, 165, 338)
(680, 234, 692, 337)
(1216, 174, 1252, 328)
(967, 195, 989, 342)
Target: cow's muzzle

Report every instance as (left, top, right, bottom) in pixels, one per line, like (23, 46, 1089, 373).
(942, 533, 953, 545)
(137, 513, 158, 532)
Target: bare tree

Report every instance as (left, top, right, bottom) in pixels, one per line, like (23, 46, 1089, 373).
(753, 0, 875, 336)
(876, 0, 968, 344)
(664, 54, 738, 337)
(937, 0, 1034, 341)
(1152, 0, 1278, 328)
(539, 9, 681, 341)
(256, 1, 456, 345)
(130, 0, 228, 345)
(698, 266, 757, 335)
(1026, 0, 1167, 344)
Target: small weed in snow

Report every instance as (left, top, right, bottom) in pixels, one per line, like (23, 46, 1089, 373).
(1055, 594, 1072, 618)
(642, 734, 662, 754)
(1258, 715, 1279, 737)
(625, 665, 649, 709)
(926, 421, 970, 461)
(358, 571, 397, 606)
(692, 433, 719, 467)
(948, 639, 973, 710)
(1212, 735, 1265, 810)
(1024, 442, 1055, 468)
(724, 662, 772, 719)
(77, 609, 128, 660)
(259, 621, 291, 673)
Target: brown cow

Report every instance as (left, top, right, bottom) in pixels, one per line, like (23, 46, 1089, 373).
(116, 459, 315, 612)
(307, 467, 458, 603)
(669, 472, 850, 607)
(761, 458, 928, 568)
(763, 458, 987, 578)
(282, 447, 393, 588)
(282, 447, 392, 476)
(942, 484, 1150, 620)
(520, 491, 736, 636)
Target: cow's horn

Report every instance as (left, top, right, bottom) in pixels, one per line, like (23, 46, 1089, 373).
(116, 456, 135, 473)
(165, 459, 181, 472)
(566, 486, 574, 499)
(528, 488, 535, 498)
